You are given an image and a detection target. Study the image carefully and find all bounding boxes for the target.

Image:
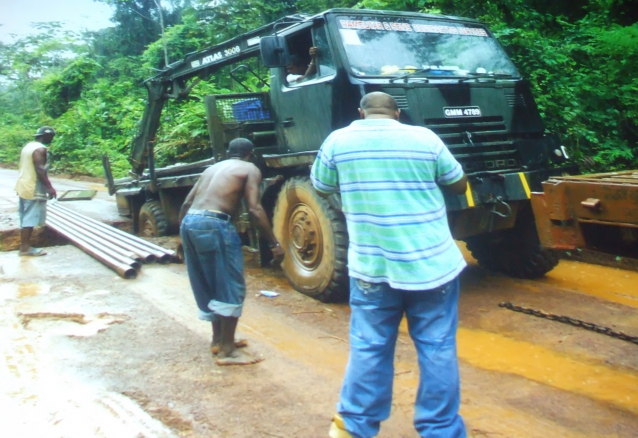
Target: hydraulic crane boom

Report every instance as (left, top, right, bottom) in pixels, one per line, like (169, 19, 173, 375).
(128, 14, 309, 175)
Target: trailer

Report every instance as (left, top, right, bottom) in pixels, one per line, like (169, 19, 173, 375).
(531, 171, 638, 259)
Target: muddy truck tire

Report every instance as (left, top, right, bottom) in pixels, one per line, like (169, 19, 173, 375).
(465, 204, 558, 279)
(273, 177, 349, 302)
(139, 200, 169, 237)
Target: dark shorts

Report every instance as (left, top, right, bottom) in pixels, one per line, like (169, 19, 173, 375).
(180, 210, 246, 320)
(19, 198, 47, 229)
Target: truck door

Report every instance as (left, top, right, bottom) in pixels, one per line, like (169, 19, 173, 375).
(270, 24, 336, 153)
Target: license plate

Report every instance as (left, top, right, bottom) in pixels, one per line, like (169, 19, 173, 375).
(443, 106, 482, 118)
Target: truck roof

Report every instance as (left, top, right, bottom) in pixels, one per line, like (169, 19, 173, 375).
(147, 8, 483, 84)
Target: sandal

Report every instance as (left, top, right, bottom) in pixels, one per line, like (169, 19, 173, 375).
(19, 248, 47, 257)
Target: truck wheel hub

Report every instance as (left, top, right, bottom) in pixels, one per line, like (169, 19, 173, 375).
(288, 204, 322, 269)
(141, 219, 155, 237)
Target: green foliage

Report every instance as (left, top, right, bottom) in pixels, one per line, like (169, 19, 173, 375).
(40, 57, 102, 118)
(0, 0, 636, 177)
(47, 75, 146, 176)
(0, 123, 34, 164)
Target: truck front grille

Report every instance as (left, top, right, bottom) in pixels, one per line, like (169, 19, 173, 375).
(506, 94, 527, 107)
(424, 116, 520, 173)
(393, 95, 409, 109)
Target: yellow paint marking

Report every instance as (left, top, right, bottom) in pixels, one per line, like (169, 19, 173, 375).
(464, 183, 475, 207)
(456, 327, 638, 414)
(518, 172, 531, 198)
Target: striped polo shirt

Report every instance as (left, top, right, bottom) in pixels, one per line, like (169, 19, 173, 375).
(310, 119, 466, 291)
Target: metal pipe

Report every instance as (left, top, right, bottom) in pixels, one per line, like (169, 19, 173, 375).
(50, 203, 175, 261)
(48, 209, 142, 263)
(48, 209, 156, 263)
(49, 205, 166, 262)
(46, 220, 138, 279)
(47, 214, 143, 267)
(50, 203, 175, 256)
(48, 216, 142, 271)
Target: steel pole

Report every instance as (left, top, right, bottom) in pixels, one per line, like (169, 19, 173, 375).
(46, 220, 138, 279)
(47, 215, 142, 268)
(50, 203, 175, 262)
(48, 209, 156, 263)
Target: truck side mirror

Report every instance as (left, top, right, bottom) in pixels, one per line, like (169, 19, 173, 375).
(260, 36, 290, 68)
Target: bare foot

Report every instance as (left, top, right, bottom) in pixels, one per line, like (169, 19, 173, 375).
(210, 339, 248, 355)
(215, 349, 264, 366)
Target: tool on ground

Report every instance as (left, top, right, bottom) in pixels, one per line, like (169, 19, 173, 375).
(259, 290, 279, 298)
(499, 302, 638, 345)
(46, 201, 176, 279)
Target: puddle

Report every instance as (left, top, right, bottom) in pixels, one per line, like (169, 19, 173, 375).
(397, 318, 638, 414)
(542, 261, 638, 308)
(459, 240, 638, 309)
(18, 283, 49, 298)
(0, 282, 50, 302)
(19, 312, 129, 337)
(456, 327, 638, 414)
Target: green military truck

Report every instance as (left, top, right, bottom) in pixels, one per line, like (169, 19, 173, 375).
(103, 8, 572, 301)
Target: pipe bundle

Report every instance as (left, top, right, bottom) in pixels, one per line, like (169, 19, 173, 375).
(46, 202, 176, 279)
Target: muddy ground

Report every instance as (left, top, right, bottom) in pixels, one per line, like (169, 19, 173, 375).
(2, 168, 638, 437)
(3, 243, 638, 438)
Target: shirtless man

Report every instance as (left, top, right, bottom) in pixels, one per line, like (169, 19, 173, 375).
(179, 138, 285, 366)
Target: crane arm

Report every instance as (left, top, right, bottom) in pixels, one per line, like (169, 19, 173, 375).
(127, 15, 309, 173)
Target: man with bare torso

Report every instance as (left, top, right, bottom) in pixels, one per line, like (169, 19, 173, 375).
(179, 138, 284, 365)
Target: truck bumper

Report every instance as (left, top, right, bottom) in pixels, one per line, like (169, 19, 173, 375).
(447, 167, 568, 211)
(447, 167, 571, 240)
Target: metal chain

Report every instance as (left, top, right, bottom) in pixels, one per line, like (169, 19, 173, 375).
(498, 302, 638, 346)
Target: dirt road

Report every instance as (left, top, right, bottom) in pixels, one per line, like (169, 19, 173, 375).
(1, 169, 638, 437)
(2, 244, 638, 437)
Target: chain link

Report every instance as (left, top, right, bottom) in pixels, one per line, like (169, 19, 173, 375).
(498, 302, 638, 346)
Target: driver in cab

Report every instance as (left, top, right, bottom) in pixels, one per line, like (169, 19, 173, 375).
(286, 47, 318, 84)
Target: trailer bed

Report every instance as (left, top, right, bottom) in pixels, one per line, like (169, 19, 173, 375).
(531, 170, 638, 254)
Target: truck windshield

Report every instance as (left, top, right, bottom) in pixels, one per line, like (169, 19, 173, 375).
(336, 16, 519, 78)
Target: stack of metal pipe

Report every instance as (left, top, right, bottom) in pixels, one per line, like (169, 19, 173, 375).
(46, 202, 176, 279)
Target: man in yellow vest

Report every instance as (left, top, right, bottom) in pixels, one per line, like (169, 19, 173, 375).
(14, 126, 57, 256)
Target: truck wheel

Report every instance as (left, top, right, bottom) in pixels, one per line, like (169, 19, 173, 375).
(465, 204, 558, 279)
(139, 201, 169, 237)
(272, 177, 349, 302)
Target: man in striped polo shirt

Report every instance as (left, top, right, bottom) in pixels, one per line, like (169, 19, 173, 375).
(311, 92, 468, 438)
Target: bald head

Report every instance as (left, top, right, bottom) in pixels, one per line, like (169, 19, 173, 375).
(359, 92, 400, 120)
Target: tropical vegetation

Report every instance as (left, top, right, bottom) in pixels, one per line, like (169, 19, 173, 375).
(0, 0, 636, 177)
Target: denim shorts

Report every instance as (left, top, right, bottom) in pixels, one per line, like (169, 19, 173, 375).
(19, 198, 47, 229)
(180, 211, 246, 320)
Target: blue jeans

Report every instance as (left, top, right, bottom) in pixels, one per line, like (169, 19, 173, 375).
(180, 211, 246, 321)
(338, 277, 465, 438)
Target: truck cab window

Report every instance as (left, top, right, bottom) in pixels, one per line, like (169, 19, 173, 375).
(312, 25, 336, 79)
(285, 29, 315, 85)
(284, 25, 335, 86)
(336, 16, 518, 78)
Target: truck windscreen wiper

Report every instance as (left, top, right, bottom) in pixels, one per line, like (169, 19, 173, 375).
(458, 72, 517, 82)
(389, 68, 432, 83)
